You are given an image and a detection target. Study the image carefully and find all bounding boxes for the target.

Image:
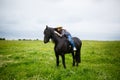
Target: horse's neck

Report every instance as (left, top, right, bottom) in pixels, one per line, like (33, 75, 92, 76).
(51, 33, 59, 43)
(51, 32, 64, 44)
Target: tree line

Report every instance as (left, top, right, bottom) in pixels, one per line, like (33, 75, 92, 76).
(0, 38, 5, 40)
(18, 39, 39, 41)
(0, 38, 39, 41)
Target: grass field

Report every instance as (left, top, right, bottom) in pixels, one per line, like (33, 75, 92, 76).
(0, 40, 120, 80)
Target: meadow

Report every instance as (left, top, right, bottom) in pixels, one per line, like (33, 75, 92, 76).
(0, 40, 120, 80)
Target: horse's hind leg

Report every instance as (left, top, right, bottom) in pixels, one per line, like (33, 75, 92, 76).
(76, 62, 79, 66)
(75, 50, 80, 66)
(61, 55, 66, 68)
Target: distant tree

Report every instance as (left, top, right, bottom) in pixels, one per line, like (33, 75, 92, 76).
(0, 38, 5, 40)
(36, 39, 39, 40)
(23, 39, 26, 41)
(18, 39, 21, 41)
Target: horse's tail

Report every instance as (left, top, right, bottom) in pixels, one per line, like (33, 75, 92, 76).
(73, 37, 82, 63)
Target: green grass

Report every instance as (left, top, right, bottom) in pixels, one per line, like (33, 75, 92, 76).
(0, 40, 120, 80)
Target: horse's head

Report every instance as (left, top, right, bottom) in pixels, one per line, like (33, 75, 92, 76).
(43, 25, 53, 43)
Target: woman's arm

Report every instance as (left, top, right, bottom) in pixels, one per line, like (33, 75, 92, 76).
(54, 31, 62, 37)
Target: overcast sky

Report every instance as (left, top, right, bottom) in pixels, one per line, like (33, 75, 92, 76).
(0, 0, 120, 40)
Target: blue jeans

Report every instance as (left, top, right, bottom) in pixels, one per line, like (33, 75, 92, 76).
(67, 35, 76, 48)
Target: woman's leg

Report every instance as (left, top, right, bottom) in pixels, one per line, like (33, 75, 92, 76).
(67, 35, 76, 50)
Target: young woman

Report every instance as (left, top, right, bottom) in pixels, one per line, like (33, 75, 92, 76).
(54, 26, 76, 51)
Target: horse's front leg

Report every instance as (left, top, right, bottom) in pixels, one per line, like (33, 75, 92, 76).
(61, 54, 66, 68)
(56, 54, 59, 67)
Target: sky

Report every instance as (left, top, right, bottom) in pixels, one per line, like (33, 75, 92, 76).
(0, 0, 120, 40)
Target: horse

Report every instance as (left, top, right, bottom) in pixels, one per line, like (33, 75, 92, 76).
(43, 25, 82, 68)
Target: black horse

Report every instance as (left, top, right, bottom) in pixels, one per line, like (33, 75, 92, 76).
(44, 25, 82, 68)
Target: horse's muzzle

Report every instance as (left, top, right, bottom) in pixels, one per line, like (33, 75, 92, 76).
(44, 39, 49, 43)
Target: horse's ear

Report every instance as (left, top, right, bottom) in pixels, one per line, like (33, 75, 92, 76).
(46, 25, 48, 29)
